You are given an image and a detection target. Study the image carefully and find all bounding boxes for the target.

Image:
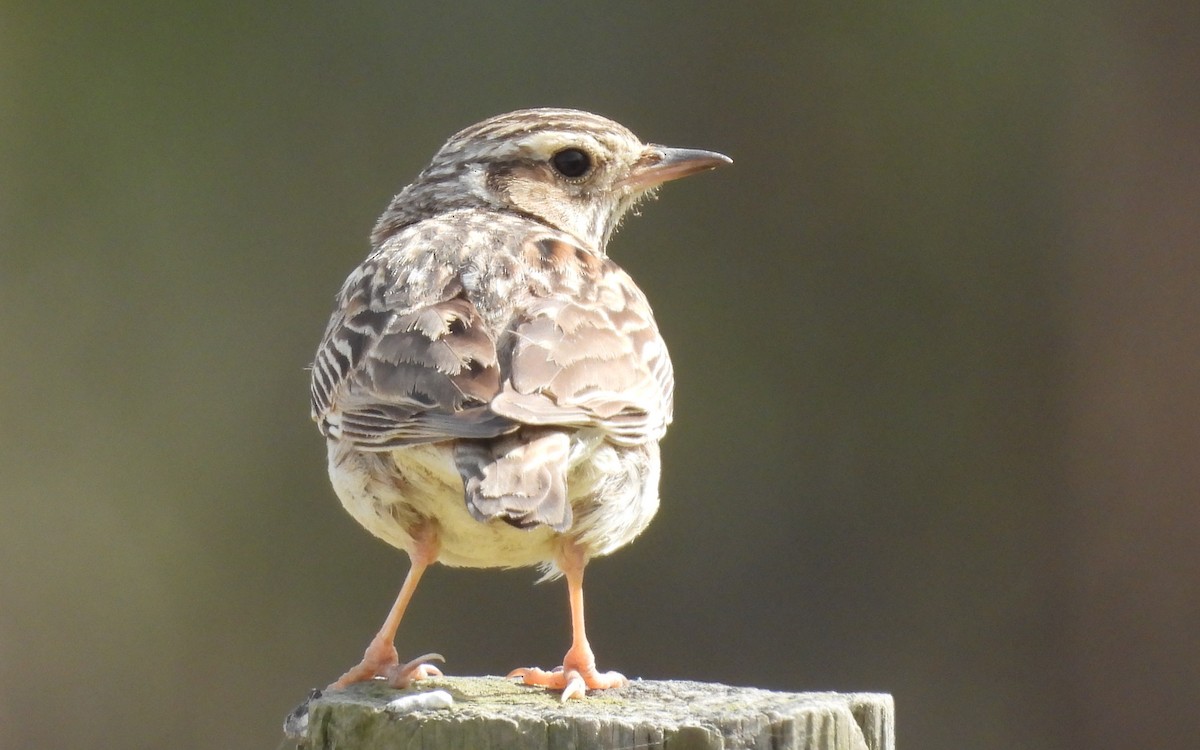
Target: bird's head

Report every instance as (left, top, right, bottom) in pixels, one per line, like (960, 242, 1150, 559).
(372, 108, 731, 251)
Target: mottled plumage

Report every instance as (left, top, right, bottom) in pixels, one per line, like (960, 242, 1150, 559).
(311, 108, 728, 699)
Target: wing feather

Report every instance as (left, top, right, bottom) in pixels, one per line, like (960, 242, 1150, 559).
(311, 256, 515, 449)
(491, 238, 674, 446)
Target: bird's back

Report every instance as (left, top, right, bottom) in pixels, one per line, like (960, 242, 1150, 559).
(312, 209, 672, 565)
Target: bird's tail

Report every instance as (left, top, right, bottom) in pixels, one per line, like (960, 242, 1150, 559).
(454, 429, 572, 532)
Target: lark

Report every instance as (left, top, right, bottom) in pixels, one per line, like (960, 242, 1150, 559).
(310, 108, 729, 700)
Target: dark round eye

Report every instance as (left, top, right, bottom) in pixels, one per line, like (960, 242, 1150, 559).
(550, 148, 592, 178)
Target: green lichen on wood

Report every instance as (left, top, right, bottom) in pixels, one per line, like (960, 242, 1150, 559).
(291, 676, 893, 750)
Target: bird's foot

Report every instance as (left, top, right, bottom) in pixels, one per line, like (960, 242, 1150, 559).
(327, 638, 444, 690)
(508, 662, 627, 701)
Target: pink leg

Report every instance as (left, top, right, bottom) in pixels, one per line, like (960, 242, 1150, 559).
(509, 539, 627, 700)
(328, 526, 443, 689)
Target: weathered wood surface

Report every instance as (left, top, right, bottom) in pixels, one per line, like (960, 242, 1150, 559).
(284, 676, 894, 750)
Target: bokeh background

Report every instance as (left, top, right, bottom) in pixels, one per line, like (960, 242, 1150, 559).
(3, 2, 1198, 748)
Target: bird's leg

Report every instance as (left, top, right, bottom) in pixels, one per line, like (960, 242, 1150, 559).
(509, 538, 627, 700)
(328, 524, 443, 690)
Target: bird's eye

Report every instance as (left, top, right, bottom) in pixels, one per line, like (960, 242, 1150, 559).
(550, 148, 592, 179)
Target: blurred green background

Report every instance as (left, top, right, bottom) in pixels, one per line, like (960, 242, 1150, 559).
(3, 2, 1198, 748)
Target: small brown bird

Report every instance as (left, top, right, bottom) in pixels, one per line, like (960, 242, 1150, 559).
(310, 108, 729, 700)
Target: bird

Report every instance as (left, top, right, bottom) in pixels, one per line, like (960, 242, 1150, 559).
(309, 108, 729, 700)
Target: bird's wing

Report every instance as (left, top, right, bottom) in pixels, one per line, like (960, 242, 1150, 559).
(310, 256, 515, 450)
(490, 237, 674, 447)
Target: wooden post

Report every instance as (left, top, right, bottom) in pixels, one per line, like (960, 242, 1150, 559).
(284, 676, 894, 750)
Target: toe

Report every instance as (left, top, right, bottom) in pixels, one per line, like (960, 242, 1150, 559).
(560, 671, 587, 702)
(587, 670, 628, 690)
(508, 664, 627, 699)
(329, 651, 445, 690)
(507, 666, 561, 686)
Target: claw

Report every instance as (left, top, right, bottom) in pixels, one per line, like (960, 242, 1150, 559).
(506, 666, 545, 680)
(400, 652, 445, 671)
(384, 653, 445, 688)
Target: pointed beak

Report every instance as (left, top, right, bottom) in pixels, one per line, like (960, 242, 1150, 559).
(619, 145, 732, 192)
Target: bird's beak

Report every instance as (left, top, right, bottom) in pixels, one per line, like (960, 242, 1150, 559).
(619, 146, 732, 192)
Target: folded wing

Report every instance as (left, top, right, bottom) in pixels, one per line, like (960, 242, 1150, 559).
(311, 258, 515, 449)
(491, 237, 674, 446)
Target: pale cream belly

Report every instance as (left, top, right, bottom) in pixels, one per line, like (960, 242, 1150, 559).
(328, 441, 560, 568)
(326, 437, 661, 571)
